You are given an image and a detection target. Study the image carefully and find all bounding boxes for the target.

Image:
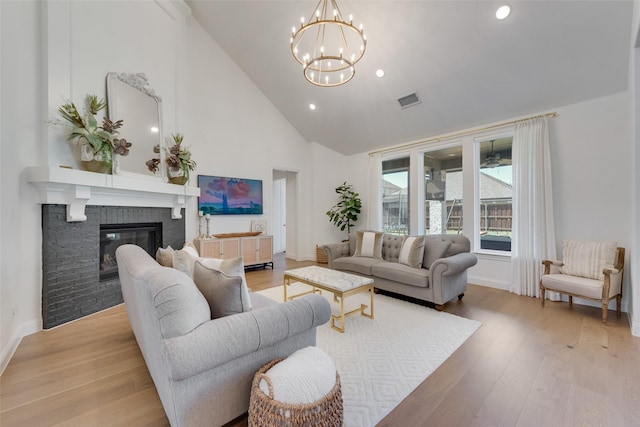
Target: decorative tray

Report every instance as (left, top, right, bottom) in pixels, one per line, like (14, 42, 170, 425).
(212, 231, 262, 238)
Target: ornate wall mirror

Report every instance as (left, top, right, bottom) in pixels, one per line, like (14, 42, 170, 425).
(106, 72, 165, 179)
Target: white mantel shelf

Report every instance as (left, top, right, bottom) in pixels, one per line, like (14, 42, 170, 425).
(28, 166, 200, 222)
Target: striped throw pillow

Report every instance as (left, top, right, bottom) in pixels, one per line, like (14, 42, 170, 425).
(398, 236, 425, 268)
(560, 240, 617, 280)
(354, 231, 384, 259)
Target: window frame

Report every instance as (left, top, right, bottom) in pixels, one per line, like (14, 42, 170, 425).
(381, 153, 411, 235)
(473, 132, 514, 256)
(420, 141, 464, 236)
(375, 124, 517, 257)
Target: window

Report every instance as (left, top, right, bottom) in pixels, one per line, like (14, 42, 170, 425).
(477, 137, 513, 252)
(424, 145, 462, 235)
(382, 157, 409, 235)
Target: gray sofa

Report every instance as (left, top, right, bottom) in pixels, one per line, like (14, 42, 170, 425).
(323, 233, 477, 309)
(115, 244, 331, 427)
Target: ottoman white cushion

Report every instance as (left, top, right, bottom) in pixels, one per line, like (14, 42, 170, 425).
(259, 346, 336, 404)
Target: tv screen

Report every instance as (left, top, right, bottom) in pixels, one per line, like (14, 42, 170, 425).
(198, 175, 263, 215)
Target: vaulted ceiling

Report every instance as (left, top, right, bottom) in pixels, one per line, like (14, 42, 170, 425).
(187, 1, 632, 155)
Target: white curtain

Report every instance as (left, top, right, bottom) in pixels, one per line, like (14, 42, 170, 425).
(368, 153, 382, 230)
(510, 117, 557, 297)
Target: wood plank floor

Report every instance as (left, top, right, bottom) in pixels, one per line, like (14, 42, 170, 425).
(2, 253, 639, 426)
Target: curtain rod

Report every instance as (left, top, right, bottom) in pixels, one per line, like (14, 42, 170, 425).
(369, 112, 557, 155)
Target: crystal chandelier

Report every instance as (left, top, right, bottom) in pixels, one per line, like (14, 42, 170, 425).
(290, 0, 367, 87)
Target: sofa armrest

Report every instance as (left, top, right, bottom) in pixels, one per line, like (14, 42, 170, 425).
(429, 252, 478, 282)
(322, 242, 350, 268)
(164, 294, 330, 381)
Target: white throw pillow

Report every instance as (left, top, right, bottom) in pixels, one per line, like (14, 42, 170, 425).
(181, 242, 199, 257)
(258, 346, 336, 404)
(155, 245, 174, 267)
(198, 257, 251, 310)
(193, 260, 250, 318)
(172, 249, 197, 278)
(560, 240, 617, 280)
(398, 236, 425, 268)
(354, 230, 383, 259)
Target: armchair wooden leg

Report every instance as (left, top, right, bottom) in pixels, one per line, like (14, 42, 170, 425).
(458, 293, 464, 301)
(569, 296, 573, 306)
(617, 297, 622, 318)
(435, 304, 445, 311)
(540, 286, 546, 307)
(602, 303, 608, 323)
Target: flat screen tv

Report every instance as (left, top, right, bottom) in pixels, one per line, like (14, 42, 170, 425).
(198, 175, 263, 215)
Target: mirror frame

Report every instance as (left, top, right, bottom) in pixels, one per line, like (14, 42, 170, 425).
(106, 72, 166, 181)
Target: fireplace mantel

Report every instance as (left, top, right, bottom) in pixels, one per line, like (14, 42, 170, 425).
(28, 166, 199, 222)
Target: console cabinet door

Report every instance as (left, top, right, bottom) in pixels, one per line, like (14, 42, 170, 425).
(196, 238, 240, 259)
(241, 237, 259, 265)
(257, 236, 273, 264)
(240, 235, 273, 266)
(220, 238, 240, 259)
(196, 239, 221, 258)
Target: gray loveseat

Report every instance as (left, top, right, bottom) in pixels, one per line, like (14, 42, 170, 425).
(322, 233, 477, 309)
(116, 244, 331, 427)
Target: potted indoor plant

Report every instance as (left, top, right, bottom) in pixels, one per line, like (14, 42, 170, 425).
(146, 133, 196, 185)
(53, 94, 132, 173)
(326, 181, 362, 239)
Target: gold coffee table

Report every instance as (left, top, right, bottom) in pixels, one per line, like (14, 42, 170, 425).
(284, 265, 374, 333)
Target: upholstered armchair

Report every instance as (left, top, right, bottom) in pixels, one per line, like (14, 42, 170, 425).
(540, 241, 625, 323)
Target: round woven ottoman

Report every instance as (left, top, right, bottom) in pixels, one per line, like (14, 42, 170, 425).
(248, 347, 343, 427)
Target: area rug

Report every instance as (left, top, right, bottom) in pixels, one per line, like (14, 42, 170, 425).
(257, 283, 482, 426)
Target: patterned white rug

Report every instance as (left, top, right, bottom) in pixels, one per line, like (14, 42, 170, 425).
(257, 283, 481, 426)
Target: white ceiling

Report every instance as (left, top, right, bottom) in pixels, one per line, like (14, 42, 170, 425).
(187, 1, 632, 155)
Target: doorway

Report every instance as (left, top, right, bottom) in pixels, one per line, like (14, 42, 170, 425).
(272, 169, 298, 258)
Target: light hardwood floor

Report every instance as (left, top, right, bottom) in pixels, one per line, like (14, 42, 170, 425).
(1, 253, 639, 426)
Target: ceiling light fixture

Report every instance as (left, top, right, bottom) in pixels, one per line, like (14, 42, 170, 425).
(290, 0, 367, 87)
(309, 103, 317, 110)
(496, 5, 511, 20)
(376, 69, 385, 78)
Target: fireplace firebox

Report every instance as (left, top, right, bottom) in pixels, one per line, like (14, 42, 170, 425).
(100, 223, 162, 281)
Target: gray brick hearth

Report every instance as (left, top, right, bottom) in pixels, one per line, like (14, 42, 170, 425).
(41, 205, 185, 329)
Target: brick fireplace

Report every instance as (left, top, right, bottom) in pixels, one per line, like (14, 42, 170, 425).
(29, 166, 200, 329)
(41, 205, 186, 329)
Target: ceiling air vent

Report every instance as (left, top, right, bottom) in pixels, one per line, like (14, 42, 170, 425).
(398, 92, 421, 109)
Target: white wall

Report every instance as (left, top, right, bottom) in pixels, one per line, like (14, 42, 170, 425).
(310, 143, 355, 246)
(630, 0, 640, 335)
(1, 0, 47, 374)
(183, 17, 324, 261)
(475, 91, 633, 298)
(339, 91, 634, 313)
(44, 1, 187, 170)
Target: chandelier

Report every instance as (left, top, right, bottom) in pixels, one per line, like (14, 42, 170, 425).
(290, 0, 367, 87)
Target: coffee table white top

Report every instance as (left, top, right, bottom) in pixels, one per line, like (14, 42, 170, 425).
(284, 265, 373, 292)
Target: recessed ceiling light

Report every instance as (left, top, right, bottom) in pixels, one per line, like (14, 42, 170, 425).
(150, 126, 159, 133)
(309, 103, 317, 111)
(376, 69, 385, 78)
(496, 5, 511, 20)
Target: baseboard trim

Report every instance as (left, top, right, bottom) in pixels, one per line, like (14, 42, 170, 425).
(630, 318, 640, 337)
(21, 318, 43, 336)
(0, 319, 43, 376)
(468, 276, 510, 290)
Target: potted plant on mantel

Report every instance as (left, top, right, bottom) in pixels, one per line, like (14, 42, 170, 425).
(326, 181, 362, 240)
(53, 94, 132, 173)
(146, 133, 196, 185)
